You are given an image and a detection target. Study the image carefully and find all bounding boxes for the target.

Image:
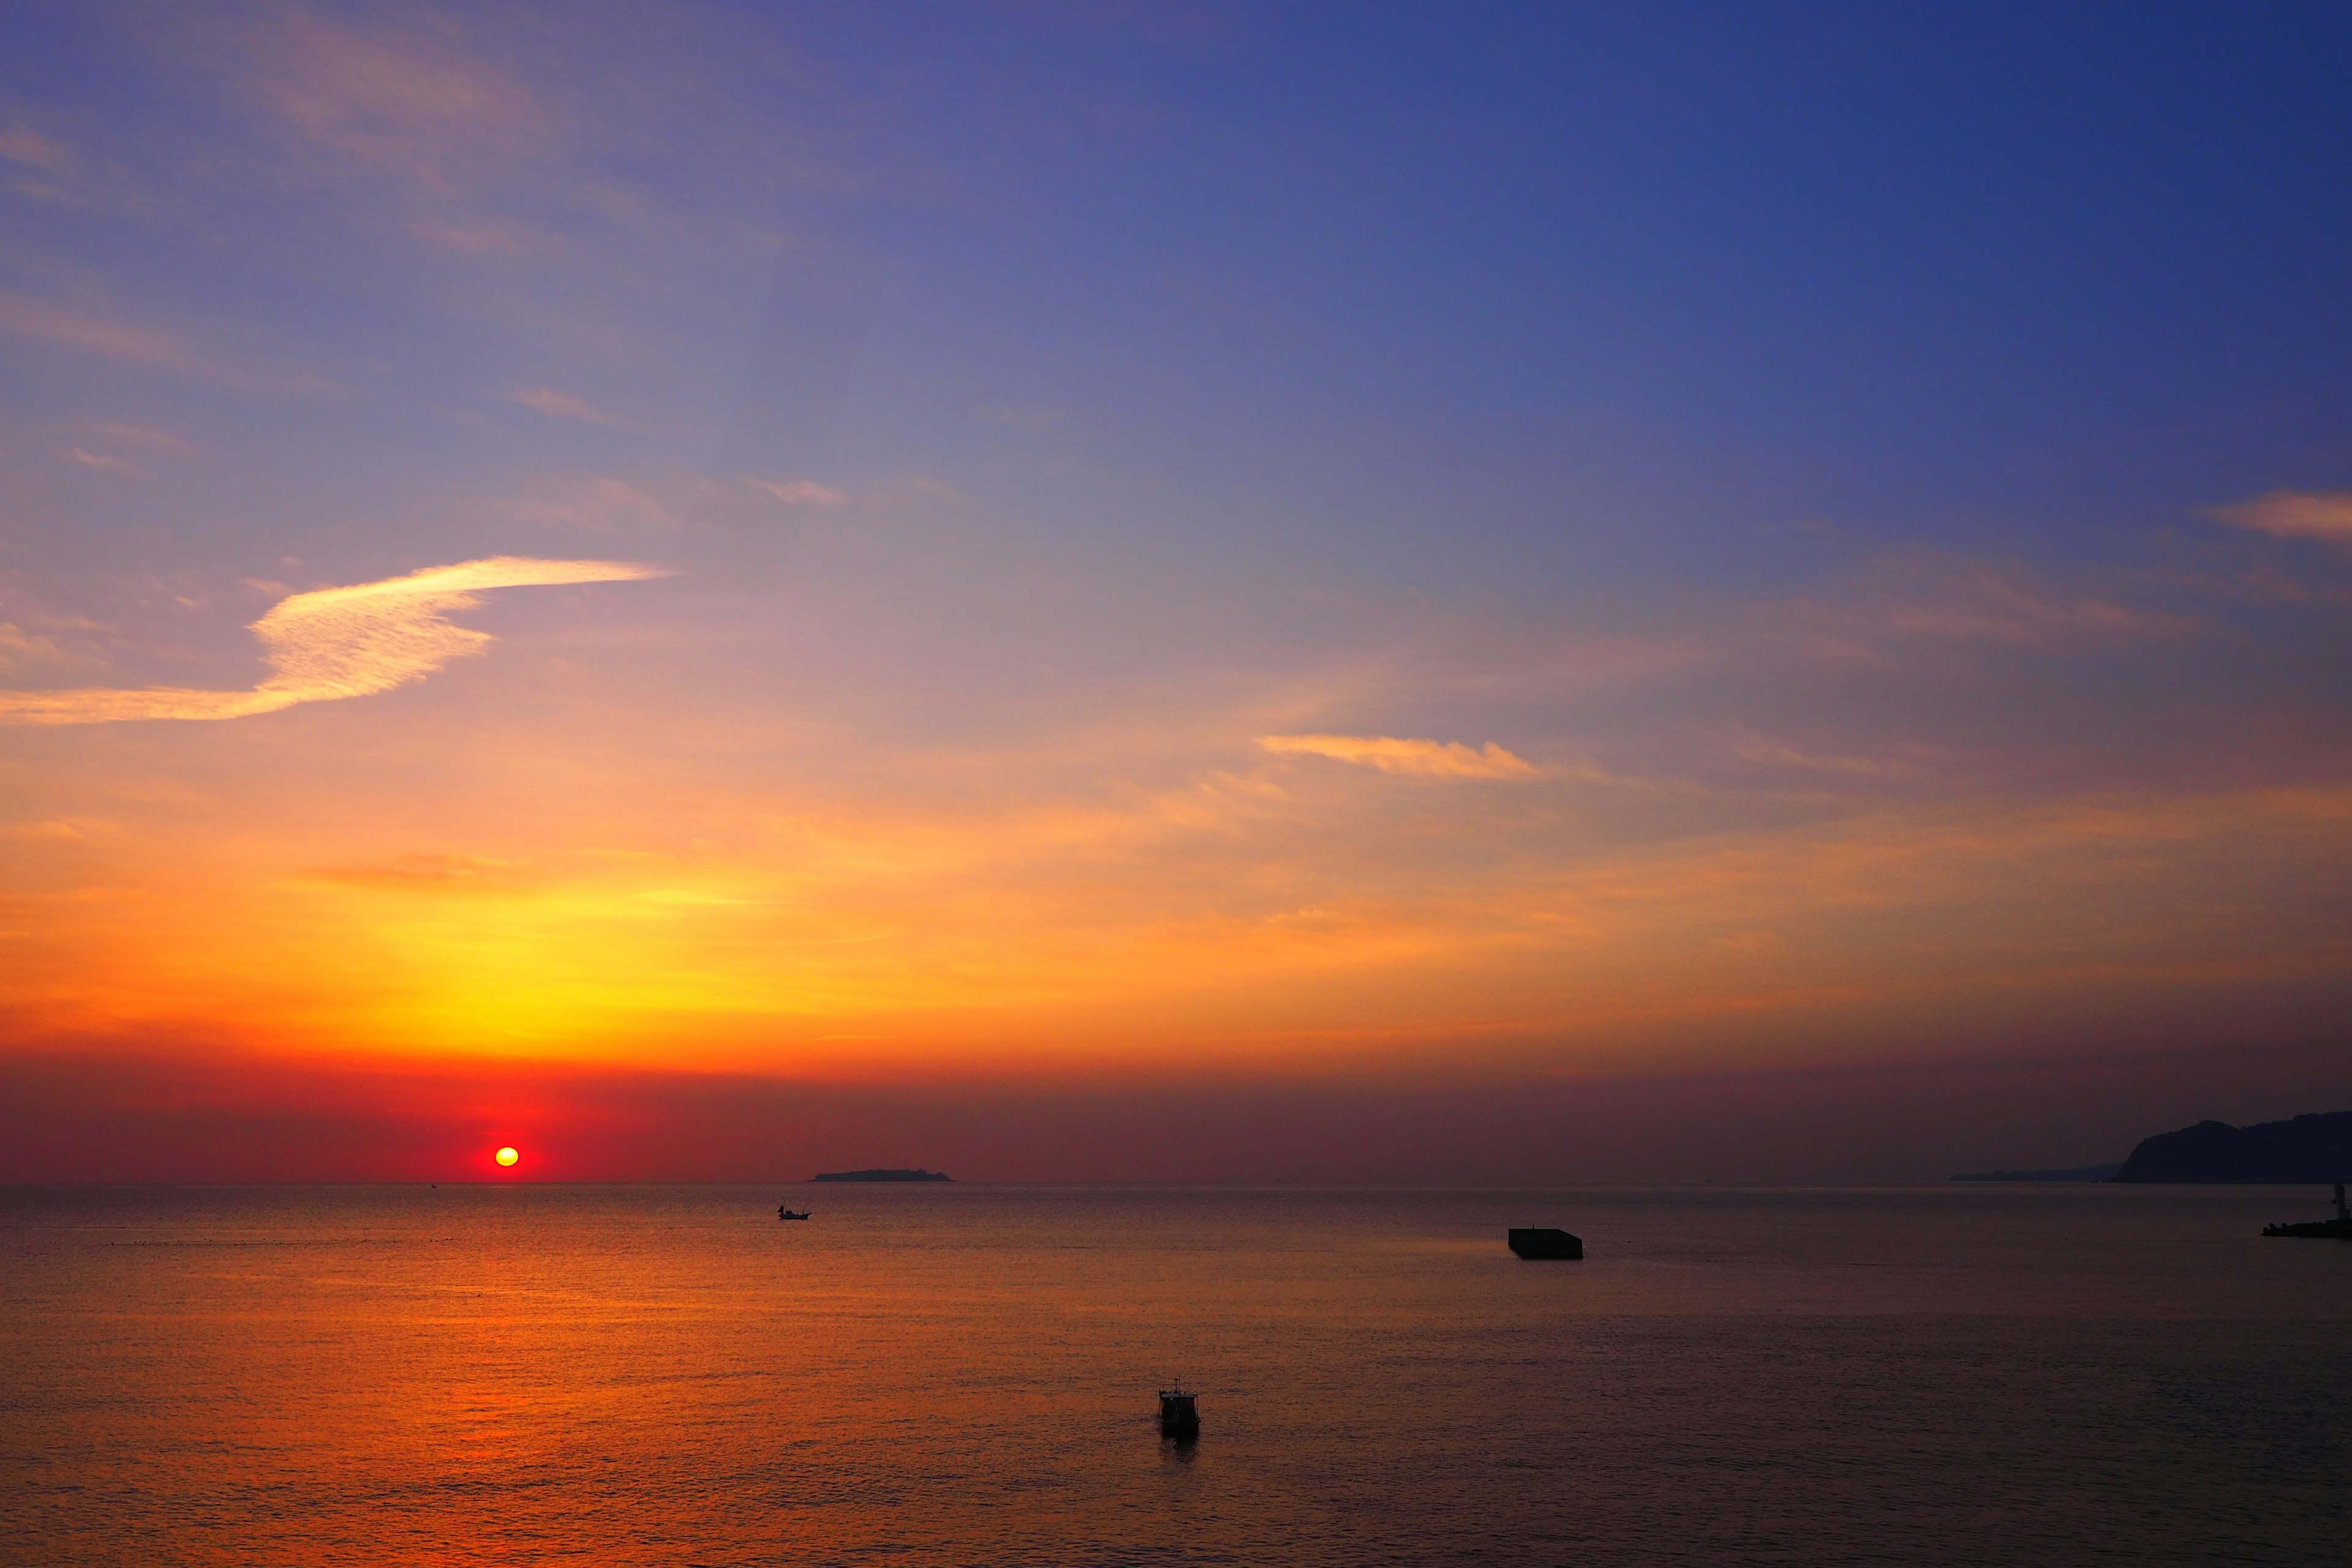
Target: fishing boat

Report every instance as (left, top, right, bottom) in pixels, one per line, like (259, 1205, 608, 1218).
(778, 1207, 812, 1221)
(1158, 1382, 1200, 1437)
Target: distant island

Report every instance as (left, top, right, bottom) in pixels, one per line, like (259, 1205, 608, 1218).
(1952, 1110, 2352, 1184)
(1951, 1163, 2122, 1182)
(2110, 1111, 2352, 1183)
(809, 1168, 954, 1183)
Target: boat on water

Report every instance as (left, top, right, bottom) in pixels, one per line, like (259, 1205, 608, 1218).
(1158, 1382, 1200, 1437)
(777, 1207, 812, 1221)
(1508, 1226, 1583, 1259)
(2262, 1183, 2352, 1238)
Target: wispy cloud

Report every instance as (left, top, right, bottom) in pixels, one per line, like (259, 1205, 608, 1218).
(0, 557, 666, 726)
(1878, 579, 2158, 643)
(2213, 489, 2352, 543)
(1776, 554, 2197, 670)
(512, 386, 628, 426)
(498, 476, 676, 532)
(306, 852, 530, 892)
(0, 623, 85, 675)
(0, 290, 320, 391)
(94, 422, 199, 456)
(0, 126, 69, 172)
(56, 423, 201, 475)
(745, 477, 850, 507)
(0, 290, 202, 368)
(62, 448, 137, 472)
(236, 11, 551, 202)
(1736, 739, 1926, 778)
(1259, 734, 1539, 780)
(202, 8, 641, 262)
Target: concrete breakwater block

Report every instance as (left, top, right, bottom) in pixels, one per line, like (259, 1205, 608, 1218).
(1508, 1227, 1583, 1259)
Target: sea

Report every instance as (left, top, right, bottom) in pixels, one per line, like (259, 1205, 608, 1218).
(2, 1183, 2347, 1566)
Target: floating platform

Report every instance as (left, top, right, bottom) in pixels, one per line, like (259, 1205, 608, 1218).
(1508, 1227, 1583, 1259)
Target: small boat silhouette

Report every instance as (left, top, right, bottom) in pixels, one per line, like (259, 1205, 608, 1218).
(777, 1207, 812, 1221)
(1158, 1381, 1200, 1436)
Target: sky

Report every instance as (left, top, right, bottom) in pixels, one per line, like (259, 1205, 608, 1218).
(3, 1, 2350, 1182)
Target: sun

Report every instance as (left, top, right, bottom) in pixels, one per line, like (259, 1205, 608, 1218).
(495, 1146, 520, 1167)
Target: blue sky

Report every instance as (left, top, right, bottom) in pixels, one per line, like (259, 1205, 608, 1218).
(13, 2, 2352, 579)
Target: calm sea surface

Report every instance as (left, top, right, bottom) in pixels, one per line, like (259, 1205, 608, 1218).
(2, 1184, 2347, 1566)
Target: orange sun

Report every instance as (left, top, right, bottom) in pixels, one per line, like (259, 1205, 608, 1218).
(495, 1146, 519, 1167)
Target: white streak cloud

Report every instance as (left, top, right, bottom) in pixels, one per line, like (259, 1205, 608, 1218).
(1260, 733, 1539, 779)
(2213, 490, 2352, 542)
(0, 557, 665, 725)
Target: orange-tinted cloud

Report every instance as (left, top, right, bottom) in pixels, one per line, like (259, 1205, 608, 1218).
(0, 557, 665, 725)
(0, 124, 69, 172)
(2214, 489, 2352, 542)
(1259, 733, 1539, 779)
(511, 386, 630, 426)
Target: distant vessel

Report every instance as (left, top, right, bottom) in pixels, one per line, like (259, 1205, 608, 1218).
(810, 1168, 953, 1183)
(1508, 1227, 1583, 1259)
(777, 1207, 811, 1220)
(1158, 1382, 1200, 1437)
(2261, 1183, 2352, 1238)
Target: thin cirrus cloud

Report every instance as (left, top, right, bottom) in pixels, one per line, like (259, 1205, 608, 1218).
(745, 477, 851, 507)
(0, 290, 211, 371)
(497, 476, 675, 532)
(0, 125, 69, 172)
(62, 448, 137, 472)
(1259, 734, 1540, 780)
(229, 9, 551, 200)
(0, 289, 321, 392)
(2212, 489, 2352, 542)
(511, 386, 629, 427)
(0, 557, 665, 726)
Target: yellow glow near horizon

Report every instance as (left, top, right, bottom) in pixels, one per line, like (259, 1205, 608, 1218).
(496, 1146, 520, 1167)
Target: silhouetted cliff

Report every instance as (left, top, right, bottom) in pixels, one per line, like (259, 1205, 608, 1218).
(2110, 1112, 2352, 1183)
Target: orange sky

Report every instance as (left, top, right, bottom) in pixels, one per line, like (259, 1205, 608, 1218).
(5, 545, 2348, 1179)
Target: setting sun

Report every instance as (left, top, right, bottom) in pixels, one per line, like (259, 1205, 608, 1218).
(495, 1147, 519, 1168)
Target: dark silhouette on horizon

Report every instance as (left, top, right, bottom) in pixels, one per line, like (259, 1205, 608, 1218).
(1950, 1163, 2123, 1182)
(1508, 1227, 1583, 1259)
(2110, 1111, 2352, 1183)
(2262, 1183, 2352, 1239)
(810, 1167, 954, 1183)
